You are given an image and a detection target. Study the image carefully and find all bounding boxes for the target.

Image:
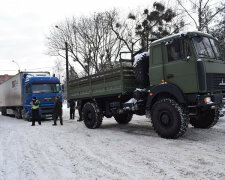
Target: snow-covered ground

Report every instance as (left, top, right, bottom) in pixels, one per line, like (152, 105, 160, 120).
(0, 105, 225, 180)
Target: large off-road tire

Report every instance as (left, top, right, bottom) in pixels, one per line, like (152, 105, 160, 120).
(133, 53, 149, 87)
(82, 102, 103, 129)
(151, 98, 189, 139)
(114, 113, 133, 124)
(190, 109, 219, 128)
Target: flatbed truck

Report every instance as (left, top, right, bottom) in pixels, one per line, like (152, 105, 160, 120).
(68, 31, 225, 138)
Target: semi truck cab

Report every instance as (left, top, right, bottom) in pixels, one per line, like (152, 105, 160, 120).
(0, 72, 62, 120)
(22, 73, 62, 120)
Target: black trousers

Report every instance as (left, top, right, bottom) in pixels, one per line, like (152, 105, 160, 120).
(53, 114, 63, 125)
(70, 108, 75, 119)
(78, 108, 82, 121)
(32, 109, 41, 125)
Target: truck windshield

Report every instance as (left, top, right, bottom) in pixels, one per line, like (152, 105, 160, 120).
(32, 84, 61, 94)
(192, 36, 223, 60)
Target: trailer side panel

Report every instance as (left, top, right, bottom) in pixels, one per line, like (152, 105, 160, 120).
(0, 73, 23, 107)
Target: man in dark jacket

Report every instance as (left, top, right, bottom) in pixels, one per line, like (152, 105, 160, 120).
(52, 96, 63, 126)
(30, 97, 41, 126)
(69, 100, 75, 119)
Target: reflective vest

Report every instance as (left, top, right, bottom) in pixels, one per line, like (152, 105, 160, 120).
(31, 100, 40, 109)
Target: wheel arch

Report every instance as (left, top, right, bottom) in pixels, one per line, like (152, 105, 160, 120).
(146, 83, 186, 110)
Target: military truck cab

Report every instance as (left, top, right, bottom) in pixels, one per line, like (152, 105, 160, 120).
(143, 31, 224, 138)
(150, 31, 224, 93)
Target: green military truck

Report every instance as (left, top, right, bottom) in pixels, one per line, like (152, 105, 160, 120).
(68, 31, 225, 139)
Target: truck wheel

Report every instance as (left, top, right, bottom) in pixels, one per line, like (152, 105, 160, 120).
(15, 108, 22, 119)
(114, 113, 133, 124)
(151, 98, 189, 139)
(133, 53, 149, 87)
(190, 109, 219, 128)
(22, 109, 31, 121)
(82, 102, 103, 129)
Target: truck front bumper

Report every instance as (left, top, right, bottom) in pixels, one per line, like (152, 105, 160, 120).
(186, 93, 225, 116)
(39, 105, 54, 119)
(197, 93, 225, 107)
(187, 93, 225, 113)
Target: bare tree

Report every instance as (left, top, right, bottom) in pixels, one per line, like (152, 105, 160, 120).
(53, 59, 64, 81)
(106, 10, 147, 59)
(210, 4, 225, 54)
(177, 0, 225, 32)
(107, 3, 186, 58)
(46, 11, 124, 76)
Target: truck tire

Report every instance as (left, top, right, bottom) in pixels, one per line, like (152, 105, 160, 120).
(15, 108, 22, 119)
(190, 109, 219, 128)
(22, 109, 31, 121)
(151, 98, 189, 139)
(133, 53, 149, 87)
(82, 102, 103, 129)
(114, 113, 133, 124)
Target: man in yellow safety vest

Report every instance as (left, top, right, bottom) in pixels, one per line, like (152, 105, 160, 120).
(30, 97, 41, 126)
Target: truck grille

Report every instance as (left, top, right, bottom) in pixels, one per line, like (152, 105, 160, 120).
(38, 96, 55, 103)
(40, 107, 54, 115)
(206, 73, 225, 91)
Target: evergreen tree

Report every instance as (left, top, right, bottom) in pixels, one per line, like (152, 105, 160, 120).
(135, 2, 184, 49)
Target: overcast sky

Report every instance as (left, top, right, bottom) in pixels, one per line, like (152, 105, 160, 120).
(0, 0, 159, 75)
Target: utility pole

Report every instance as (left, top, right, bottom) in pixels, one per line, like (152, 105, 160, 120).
(65, 41, 69, 99)
(55, 25, 69, 100)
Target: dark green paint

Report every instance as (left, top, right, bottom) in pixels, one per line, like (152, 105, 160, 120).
(68, 31, 225, 100)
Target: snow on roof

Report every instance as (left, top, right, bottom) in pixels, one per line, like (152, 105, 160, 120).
(152, 31, 213, 45)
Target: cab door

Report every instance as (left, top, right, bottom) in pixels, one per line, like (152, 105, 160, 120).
(164, 38, 198, 93)
(23, 83, 32, 105)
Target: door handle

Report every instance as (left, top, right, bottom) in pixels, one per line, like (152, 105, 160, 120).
(167, 74, 174, 79)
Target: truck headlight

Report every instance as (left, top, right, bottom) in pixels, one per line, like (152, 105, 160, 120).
(204, 97, 212, 104)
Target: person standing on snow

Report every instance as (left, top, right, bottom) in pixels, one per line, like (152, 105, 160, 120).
(52, 96, 63, 126)
(69, 100, 75, 120)
(30, 97, 41, 126)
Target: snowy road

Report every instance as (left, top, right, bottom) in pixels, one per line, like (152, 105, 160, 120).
(0, 107, 225, 180)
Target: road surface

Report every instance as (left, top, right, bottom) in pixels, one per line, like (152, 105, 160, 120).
(0, 106, 225, 180)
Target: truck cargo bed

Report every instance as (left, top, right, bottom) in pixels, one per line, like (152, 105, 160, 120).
(68, 66, 138, 100)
